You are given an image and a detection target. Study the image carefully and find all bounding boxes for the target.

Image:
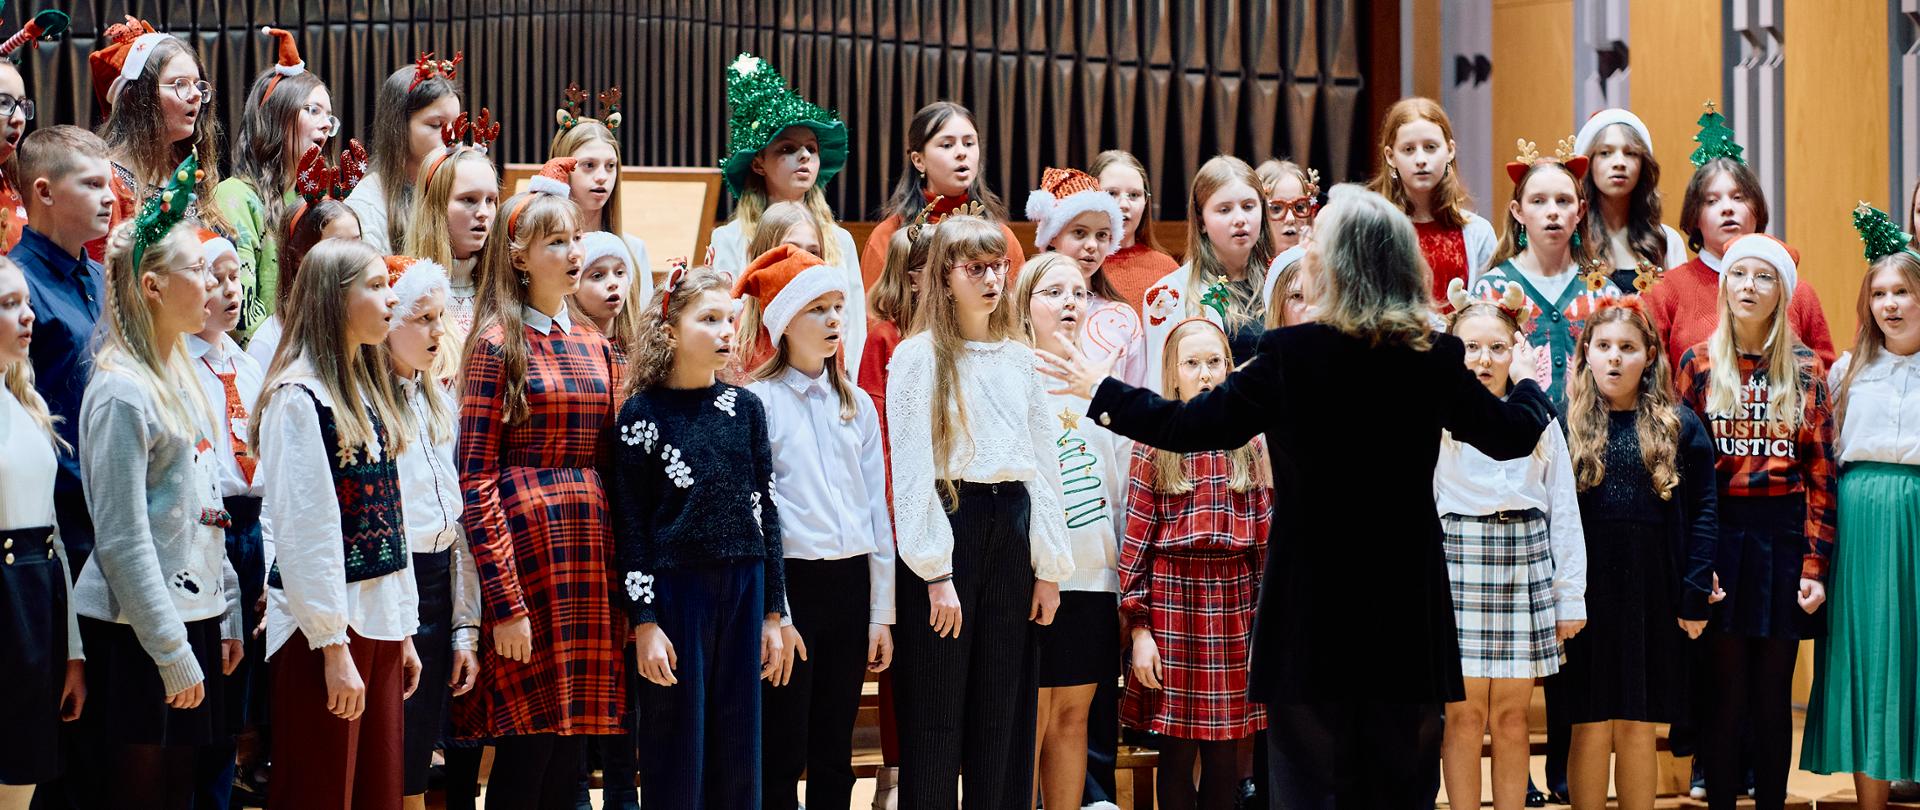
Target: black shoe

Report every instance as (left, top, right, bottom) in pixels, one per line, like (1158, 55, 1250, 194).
(1548, 791, 1570, 806)
(1526, 788, 1549, 807)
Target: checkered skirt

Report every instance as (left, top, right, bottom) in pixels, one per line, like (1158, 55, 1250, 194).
(1441, 510, 1563, 679)
(1120, 550, 1267, 741)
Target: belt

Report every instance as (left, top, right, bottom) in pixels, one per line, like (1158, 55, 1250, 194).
(0, 525, 56, 566)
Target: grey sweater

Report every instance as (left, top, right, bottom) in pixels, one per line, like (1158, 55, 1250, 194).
(72, 367, 242, 696)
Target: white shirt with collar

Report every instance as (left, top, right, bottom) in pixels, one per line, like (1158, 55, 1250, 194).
(187, 332, 264, 498)
(748, 365, 896, 625)
(395, 373, 484, 651)
(522, 302, 574, 337)
(1830, 349, 1920, 466)
(259, 357, 421, 657)
(1432, 418, 1588, 622)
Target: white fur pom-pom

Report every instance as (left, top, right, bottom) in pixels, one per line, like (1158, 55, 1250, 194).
(1025, 189, 1056, 223)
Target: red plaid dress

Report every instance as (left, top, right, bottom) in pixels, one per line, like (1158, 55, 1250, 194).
(455, 321, 627, 737)
(1119, 441, 1271, 741)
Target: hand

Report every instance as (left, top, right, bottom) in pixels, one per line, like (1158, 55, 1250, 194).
(253, 592, 267, 639)
(1508, 331, 1539, 388)
(867, 624, 894, 673)
(322, 645, 365, 721)
(762, 618, 802, 686)
(1029, 579, 1061, 626)
(1129, 628, 1163, 690)
(1798, 578, 1826, 614)
(1708, 572, 1727, 604)
(927, 579, 963, 639)
(1555, 619, 1586, 642)
(221, 638, 244, 675)
(493, 614, 533, 664)
(60, 660, 85, 721)
(166, 681, 205, 710)
(632, 623, 678, 687)
(1035, 333, 1120, 400)
(1678, 618, 1707, 639)
(449, 649, 479, 697)
(401, 637, 423, 700)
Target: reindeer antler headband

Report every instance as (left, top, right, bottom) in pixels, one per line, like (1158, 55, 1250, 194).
(556, 82, 624, 135)
(1506, 136, 1589, 185)
(410, 51, 462, 92)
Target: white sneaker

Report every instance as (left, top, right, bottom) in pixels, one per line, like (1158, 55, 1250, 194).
(1688, 785, 1706, 800)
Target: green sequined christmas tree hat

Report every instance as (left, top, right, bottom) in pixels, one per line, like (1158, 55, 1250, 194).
(1852, 201, 1917, 263)
(1690, 99, 1744, 167)
(720, 53, 848, 198)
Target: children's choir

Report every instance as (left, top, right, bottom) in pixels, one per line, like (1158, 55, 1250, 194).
(2, 16, 1918, 810)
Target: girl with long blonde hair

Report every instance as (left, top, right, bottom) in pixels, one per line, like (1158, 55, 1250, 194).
(1555, 298, 1717, 810)
(402, 146, 498, 375)
(550, 99, 654, 315)
(1139, 156, 1276, 391)
(886, 214, 1072, 806)
(1673, 233, 1837, 810)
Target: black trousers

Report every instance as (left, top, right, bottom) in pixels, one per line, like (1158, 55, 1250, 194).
(636, 559, 765, 809)
(402, 550, 454, 796)
(762, 556, 872, 810)
(893, 482, 1038, 809)
(1265, 701, 1444, 809)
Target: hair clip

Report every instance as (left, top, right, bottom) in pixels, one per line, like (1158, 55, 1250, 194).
(410, 51, 462, 93)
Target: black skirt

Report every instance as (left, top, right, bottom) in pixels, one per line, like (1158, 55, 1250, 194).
(1713, 494, 1825, 640)
(1037, 591, 1120, 688)
(403, 549, 455, 795)
(0, 526, 69, 784)
(79, 615, 228, 747)
(1555, 517, 1691, 725)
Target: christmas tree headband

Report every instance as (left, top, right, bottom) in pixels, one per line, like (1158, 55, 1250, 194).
(1689, 100, 1744, 167)
(131, 154, 201, 269)
(1506, 136, 1588, 185)
(289, 140, 368, 231)
(556, 82, 622, 136)
(1853, 202, 1919, 263)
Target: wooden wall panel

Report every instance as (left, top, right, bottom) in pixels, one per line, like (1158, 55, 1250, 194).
(1489, 0, 1574, 209)
(14, 1, 1374, 224)
(1783, 0, 1888, 346)
(1627, 0, 1721, 234)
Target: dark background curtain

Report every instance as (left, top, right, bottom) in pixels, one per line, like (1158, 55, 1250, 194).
(16, 0, 1379, 221)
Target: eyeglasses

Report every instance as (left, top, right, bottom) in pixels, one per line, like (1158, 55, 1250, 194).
(1035, 286, 1091, 304)
(174, 260, 211, 280)
(1725, 266, 1779, 289)
(302, 104, 342, 137)
(953, 258, 1011, 281)
(161, 78, 214, 105)
(1462, 342, 1513, 360)
(0, 94, 34, 121)
(1267, 196, 1319, 220)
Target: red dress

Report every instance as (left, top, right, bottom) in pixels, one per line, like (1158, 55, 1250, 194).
(455, 321, 627, 736)
(1119, 441, 1271, 741)
(1414, 220, 1470, 305)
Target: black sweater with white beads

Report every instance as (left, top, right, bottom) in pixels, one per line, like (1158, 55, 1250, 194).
(605, 382, 784, 626)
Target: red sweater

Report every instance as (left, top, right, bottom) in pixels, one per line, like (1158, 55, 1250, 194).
(1102, 242, 1182, 318)
(858, 192, 1026, 289)
(1642, 257, 1836, 374)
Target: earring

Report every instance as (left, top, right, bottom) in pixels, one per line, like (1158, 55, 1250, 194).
(519, 273, 529, 287)
(1516, 224, 1528, 249)
(1390, 168, 1399, 181)
(1571, 230, 1582, 248)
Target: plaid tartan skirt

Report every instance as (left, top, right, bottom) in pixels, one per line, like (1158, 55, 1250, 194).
(1120, 550, 1266, 741)
(1442, 509, 1563, 679)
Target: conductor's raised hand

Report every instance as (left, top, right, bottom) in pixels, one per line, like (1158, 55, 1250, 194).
(1035, 331, 1120, 400)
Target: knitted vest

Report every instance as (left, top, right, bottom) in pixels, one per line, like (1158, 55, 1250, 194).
(267, 385, 409, 588)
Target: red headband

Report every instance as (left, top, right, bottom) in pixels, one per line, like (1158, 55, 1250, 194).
(659, 257, 692, 320)
(420, 110, 499, 187)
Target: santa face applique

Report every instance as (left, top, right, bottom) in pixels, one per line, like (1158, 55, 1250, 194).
(1145, 284, 1181, 327)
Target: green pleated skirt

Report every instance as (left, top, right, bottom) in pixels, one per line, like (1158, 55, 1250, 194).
(1801, 462, 1920, 780)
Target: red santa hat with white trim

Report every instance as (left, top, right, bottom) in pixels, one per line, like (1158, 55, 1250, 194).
(199, 228, 238, 269)
(385, 256, 451, 321)
(732, 243, 846, 345)
(1025, 166, 1125, 254)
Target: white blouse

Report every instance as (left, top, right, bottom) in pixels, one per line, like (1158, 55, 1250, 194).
(1047, 391, 1130, 593)
(707, 220, 869, 379)
(1830, 350, 1920, 466)
(1432, 418, 1588, 621)
(344, 173, 394, 255)
(260, 361, 421, 657)
(748, 366, 896, 624)
(395, 375, 483, 651)
(0, 387, 83, 659)
(188, 334, 264, 498)
(885, 335, 1074, 583)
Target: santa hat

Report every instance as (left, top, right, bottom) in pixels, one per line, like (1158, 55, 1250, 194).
(1573, 108, 1653, 155)
(1719, 233, 1799, 303)
(732, 243, 845, 345)
(580, 232, 630, 273)
(0, 9, 72, 62)
(506, 157, 577, 240)
(1260, 245, 1308, 310)
(385, 256, 451, 321)
(88, 16, 169, 111)
(258, 27, 306, 103)
(198, 228, 238, 269)
(1025, 167, 1125, 254)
